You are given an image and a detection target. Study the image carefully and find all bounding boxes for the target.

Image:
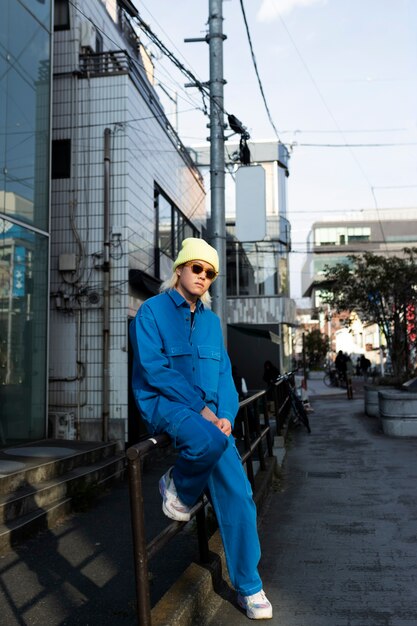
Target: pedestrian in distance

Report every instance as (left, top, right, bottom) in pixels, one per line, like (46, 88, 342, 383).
(262, 360, 280, 402)
(360, 354, 371, 381)
(335, 350, 347, 383)
(345, 355, 354, 400)
(130, 237, 273, 620)
(232, 364, 248, 401)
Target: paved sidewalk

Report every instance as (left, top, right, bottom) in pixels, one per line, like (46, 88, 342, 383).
(0, 451, 197, 625)
(206, 388, 417, 625)
(3, 379, 417, 626)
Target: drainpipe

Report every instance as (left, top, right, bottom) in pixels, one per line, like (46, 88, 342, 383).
(102, 128, 111, 442)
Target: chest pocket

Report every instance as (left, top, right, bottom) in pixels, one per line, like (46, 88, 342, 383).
(197, 345, 221, 391)
(166, 344, 193, 376)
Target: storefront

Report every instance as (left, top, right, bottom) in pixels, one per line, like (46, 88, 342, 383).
(0, 1, 52, 444)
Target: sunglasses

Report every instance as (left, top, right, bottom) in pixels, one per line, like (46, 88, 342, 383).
(185, 262, 217, 281)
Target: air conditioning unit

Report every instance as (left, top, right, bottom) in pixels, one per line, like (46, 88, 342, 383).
(49, 412, 76, 440)
(80, 20, 97, 52)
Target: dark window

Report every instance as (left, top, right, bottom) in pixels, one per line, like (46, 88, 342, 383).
(154, 184, 199, 280)
(96, 30, 103, 53)
(54, 0, 70, 31)
(51, 139, 71, 179)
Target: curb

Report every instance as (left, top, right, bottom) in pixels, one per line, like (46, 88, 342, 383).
(151, 454, 278, 626)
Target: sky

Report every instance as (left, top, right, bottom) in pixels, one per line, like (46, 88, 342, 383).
(135, 0, 417, 298)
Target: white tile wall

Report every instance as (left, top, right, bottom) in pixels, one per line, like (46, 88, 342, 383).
(50, 0, 206, 443)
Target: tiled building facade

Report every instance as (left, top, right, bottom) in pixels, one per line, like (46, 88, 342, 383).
(50, 0, 206, 445)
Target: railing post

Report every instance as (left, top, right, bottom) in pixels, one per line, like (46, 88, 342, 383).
(273, 383, 282, 434)
(262, 395, 274, 457)
(125, 385, 292, 624)
(127, 451, 152, 626)
(242, 405, 255, 489)
(196, 503, 210, 563)
(255, 398, 266, 471)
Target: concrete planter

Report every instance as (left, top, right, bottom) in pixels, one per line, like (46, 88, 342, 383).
(378, 390, 417, 437)
(364, 385, 395, 418)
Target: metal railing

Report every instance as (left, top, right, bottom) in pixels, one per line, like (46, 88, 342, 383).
(126, 378, 291, 626)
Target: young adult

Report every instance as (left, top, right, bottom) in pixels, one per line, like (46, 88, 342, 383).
(130, 237, 272, 620)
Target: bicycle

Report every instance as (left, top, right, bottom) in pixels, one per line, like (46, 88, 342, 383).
(277, 372, 311, 434)
(323, 368, 346, 388)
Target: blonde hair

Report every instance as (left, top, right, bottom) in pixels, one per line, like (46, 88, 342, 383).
(159, 267, 212, 306)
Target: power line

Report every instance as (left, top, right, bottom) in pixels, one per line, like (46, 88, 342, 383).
(279, 127, 409, 135)
(293, 141, 417, 149)
(138, 1, 204, 79)
(278, 12, 390, 252)
(238, 0, 281, 141)
(66, 0, 206, 119)
(133, 11, 221, 116)
(67, 0, 248, 142)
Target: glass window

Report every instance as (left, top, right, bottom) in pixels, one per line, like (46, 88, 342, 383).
(226, 240, 287, 297)
(154, 185, 198, 280)
(0, 217, 48, 443)
(314, 255, 353, 275)
(347, 227, 370, 243)
(52, 139, 71, 179)
(157, 194, 172, 257)
(20, 0, 52, 30)
(0, 1, 51, 231)
(54, 0, 70, 31)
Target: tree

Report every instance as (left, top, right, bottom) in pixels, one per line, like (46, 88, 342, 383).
(321, 248, 417, 377)
(304, 329, 329, 369)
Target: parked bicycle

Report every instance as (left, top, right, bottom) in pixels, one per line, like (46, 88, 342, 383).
(323, 368, 346, 388)
(276, 372, 311, 434)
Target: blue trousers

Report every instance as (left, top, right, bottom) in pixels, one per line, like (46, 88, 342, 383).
(170, 413, 262, 596)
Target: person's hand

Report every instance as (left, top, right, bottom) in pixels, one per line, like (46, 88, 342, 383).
(217, 418, 232, 437)
(200, 407, 232, 437)
(200, 405, 218, 423)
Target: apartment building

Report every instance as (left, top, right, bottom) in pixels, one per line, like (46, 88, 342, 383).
(50, 0, 206, 445)
(301, 208, 417, 364)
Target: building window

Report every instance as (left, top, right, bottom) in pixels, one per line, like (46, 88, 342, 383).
(226, 239, 284, 297)
(154, 184, 198, 280)
(96, 30, 103, 53)
(315, 226, 371, 246)
(54, 0, 70, 31)
(51, 139, 71, 179)
(347, 227, 370, 243)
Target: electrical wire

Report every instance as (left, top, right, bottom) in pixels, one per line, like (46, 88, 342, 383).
(65, 1, 209, 124)
(277, 12, 390, 252)
(288, 142, 417, 148)
(238, 0, 281, 141)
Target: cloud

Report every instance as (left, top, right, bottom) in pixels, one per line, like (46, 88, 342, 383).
(257, 0, 326, 22)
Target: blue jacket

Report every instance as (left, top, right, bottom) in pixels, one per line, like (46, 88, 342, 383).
(129, 289, 239, 438)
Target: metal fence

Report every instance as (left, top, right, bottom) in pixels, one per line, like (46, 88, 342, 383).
(126, 377, 291, 626)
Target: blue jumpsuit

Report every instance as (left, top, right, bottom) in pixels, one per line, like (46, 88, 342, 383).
(130, 289, 262, 596)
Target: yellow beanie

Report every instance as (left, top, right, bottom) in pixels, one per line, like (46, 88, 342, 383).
(173, 237, 219, 274)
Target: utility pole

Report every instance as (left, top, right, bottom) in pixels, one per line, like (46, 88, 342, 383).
(185, 0, 227, 338)
(208, 0, 227, 338)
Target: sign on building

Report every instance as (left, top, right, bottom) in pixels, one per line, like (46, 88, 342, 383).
(235, 165, 266, 241)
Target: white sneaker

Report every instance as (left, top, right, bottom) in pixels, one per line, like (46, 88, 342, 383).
(159, 467, 191, 522)
(237, 589, 273, 620)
